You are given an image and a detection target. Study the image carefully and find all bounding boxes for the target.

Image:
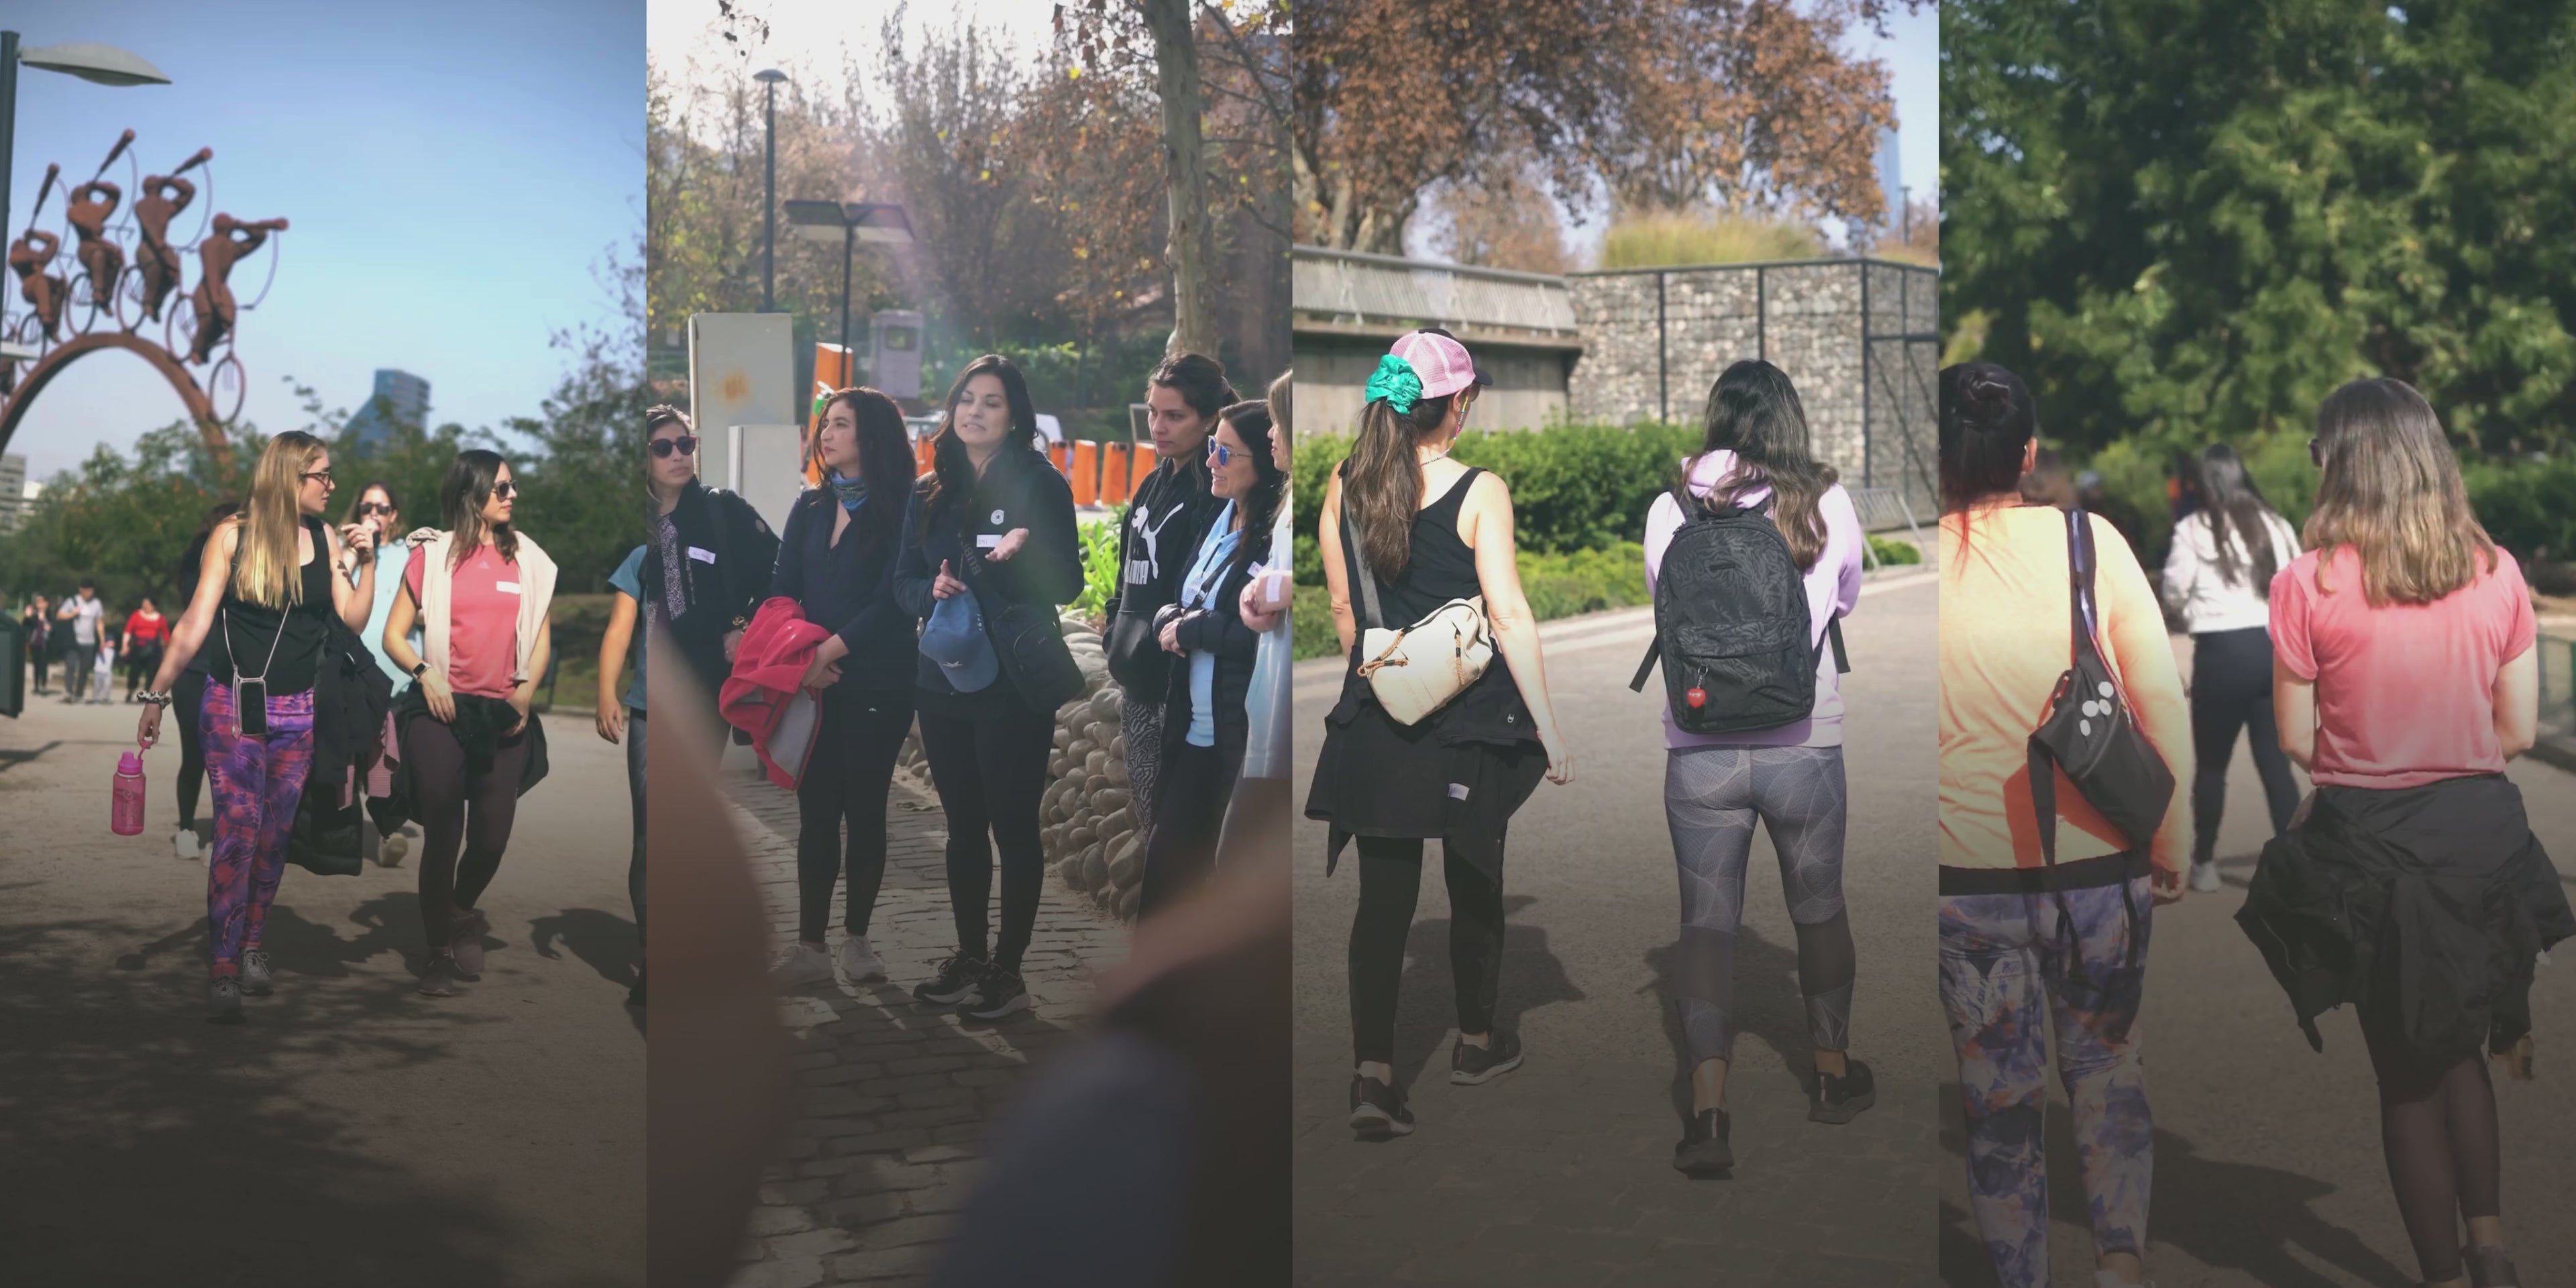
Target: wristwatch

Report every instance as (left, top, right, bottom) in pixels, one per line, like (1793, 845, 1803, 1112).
(411, 661, 429, 679)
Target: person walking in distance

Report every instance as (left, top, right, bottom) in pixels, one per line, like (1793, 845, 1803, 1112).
(1137, 399, 1287, 914)
(1648, 362, 1874, 1176)
(138, 433, 377, 1021)
(602, 539, 647, 1007)
(168, 503, 241, 861)
(1108, 354, 1232, 835)
(379, 452, 557, 998)
(1308, 329, 1573, 1141)
(342, 481, 421, 865)
(766, 388, 925, 992)
(20, 597, 50, 696)
(57, 578, 105, 703)
(2159, 444, 2302, 893)
(893, 355, 1085, 1022)
(1936, 363, 2192, 1288)
(123, 597, 169, 702)
(2239, 379, 2569, 1288)
(91, 617, 118, 705)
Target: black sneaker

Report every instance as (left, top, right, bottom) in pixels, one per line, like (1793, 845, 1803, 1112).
(958, 965, 1030, 1021)
(912, 953, 987, 1007)
(207, 975, 244, 1024)
(417, 953, 464, 998)
(1810, 1057, 1876, 1124)
(1449, 1028, 1524, 1085)
(239, 947, 274, 996)
(1673, 1108, 1733, 1176)
(2464, 1244, 2521, 1288)
(1348, 1075, 1414, 1140)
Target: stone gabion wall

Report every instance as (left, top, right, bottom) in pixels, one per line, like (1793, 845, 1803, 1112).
(1566, 260, 1939, 514)
(890, 613, 1148, 921)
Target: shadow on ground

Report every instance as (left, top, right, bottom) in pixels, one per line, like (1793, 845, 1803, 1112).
(1382, 894, 1585, 1091)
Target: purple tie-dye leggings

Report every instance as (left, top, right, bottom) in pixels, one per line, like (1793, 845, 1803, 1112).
(1939, 875, 2155, 1288)
(201, 680, 315, 978)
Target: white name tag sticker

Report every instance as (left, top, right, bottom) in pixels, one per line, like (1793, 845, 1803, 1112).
(687, 546, 717, 564)
(975, 534, 1003, 550)
(1448, 783, 1472, 801)
(496, 581, 523, 594)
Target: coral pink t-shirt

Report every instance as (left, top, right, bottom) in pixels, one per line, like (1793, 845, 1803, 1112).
(405, 543, 525, 699)
(2269, 544, 2536, 790)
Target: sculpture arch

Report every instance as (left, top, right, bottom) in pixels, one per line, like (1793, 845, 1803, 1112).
(0, 331, 231, 472)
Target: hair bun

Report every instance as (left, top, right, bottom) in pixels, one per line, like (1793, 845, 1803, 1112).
(1960, 371, 2015, 423)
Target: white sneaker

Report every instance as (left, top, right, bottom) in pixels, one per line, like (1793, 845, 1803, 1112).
(768, 941, 833, 991)
(2189, 861, 2221, 893)
(174, 829, 200, 861)
(838, 934, 885, 983)
(378, 833, 409, 867)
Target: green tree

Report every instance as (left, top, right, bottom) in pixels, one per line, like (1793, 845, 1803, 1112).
(1943, 0, 2576, 455)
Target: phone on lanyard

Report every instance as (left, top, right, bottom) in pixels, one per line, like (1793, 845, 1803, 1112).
(236, 679, 268, 736)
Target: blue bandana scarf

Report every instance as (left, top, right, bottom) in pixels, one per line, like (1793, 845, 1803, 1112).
(826, 471, 867, 513)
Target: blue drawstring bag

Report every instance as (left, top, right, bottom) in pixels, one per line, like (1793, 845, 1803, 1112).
(920, 587, 1000, 693)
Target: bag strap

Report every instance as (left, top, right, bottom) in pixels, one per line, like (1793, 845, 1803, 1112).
(1338, 480, 1385, 633)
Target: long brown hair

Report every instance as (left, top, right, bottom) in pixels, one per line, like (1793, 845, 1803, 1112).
(233, 431, 325, 609)
(441, 449, 521, 568)
(2184, 443, 2290, 594)
(919, 354, 1040, 535)
(2304, 378, 2495, 606)
(1689, 360, 1835, 571)
(1343, 390, 1458, 578)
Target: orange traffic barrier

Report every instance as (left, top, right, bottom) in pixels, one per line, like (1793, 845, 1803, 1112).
(1049, 441, 1071, 478)
(1100, 442, 1130, 504)
(1128, 445, 1157, 500)
(1071, 440, 1098, 506)
(915, 436, 936, 476)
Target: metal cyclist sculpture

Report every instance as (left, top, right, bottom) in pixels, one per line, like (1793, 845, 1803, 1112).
(0, 130, 284, 462)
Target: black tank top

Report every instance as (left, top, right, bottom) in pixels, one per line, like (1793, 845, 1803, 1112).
(203, 515, 335, 694)
(1344, 464, 1485, 627)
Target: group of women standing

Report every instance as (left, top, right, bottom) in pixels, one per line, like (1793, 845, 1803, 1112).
(1937, 363, 2566, 1288)
(137, 433, 555, 1018)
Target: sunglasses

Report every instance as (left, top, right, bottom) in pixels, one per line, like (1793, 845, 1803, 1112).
(491, 480, 519, 500)
(1206, 440, 1238, 468)
(301, 469, 335, 486)
(358, 502, 394, 517)
(650, 435, 700, 459)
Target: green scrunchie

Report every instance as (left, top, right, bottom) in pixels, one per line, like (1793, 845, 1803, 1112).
(1363, 352, 1421, 414)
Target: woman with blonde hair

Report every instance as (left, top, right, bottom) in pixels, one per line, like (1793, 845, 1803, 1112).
(382, 451, 558, 998)
(1307, 329, 1571, 1140)
(2239, 378, 2569, 1288)
(138, 431, 377, 1021)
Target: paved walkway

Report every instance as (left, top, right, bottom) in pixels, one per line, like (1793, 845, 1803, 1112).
(721, 750, 1128, 1288)
(0, 692, 643, 1287)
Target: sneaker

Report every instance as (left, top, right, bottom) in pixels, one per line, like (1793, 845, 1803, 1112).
(174, 828, 201, 861)
(769, 941, 833, 991)
(2464, 1244, 2521, 1288)
(838, 934, 885, 983)
(1450, 1028, 1524, 1085)
(1673, 1108, 1732, 1176)
(1348, 1075, 1415, 1140)
(1810, 1058, 1877, 1124)
(377, 832, 409, 867)
(239, 948, 274, 996)
(627, 965, 646, 1008)
(2190, 860, 2221, 893)
(449, 908, 488, 979)
(207, 975, 244, 1023)
(958, 966, 1030, 1020)
(417, 953, 464, 998)
(912, 953, 987, 1006)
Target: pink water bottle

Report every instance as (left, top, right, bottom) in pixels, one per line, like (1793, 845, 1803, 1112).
(112, 750, 147, 836)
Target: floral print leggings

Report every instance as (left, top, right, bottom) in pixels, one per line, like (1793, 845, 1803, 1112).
(1939, 875, 2154, 1288)
(201, 680, 315, 977)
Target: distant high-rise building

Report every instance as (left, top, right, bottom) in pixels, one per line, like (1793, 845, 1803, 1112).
(1876, 125, 1904, 241)
(347, 369, 431, 450)
(0, 454, 23, 533)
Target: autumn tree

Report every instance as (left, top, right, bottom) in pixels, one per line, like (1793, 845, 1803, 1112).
(1293, 0, 1916, 254)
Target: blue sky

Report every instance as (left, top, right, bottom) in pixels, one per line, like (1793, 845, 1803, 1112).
(2, 0, 643, 480)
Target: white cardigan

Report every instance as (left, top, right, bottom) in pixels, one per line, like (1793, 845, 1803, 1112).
(2160, 507, 2299, 635)
(409, 529, 557, 685)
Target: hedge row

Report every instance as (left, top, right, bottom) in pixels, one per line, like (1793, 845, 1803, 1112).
(1289, 542, 1652, 661)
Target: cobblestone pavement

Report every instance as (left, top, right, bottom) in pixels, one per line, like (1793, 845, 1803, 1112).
(722, 754, 1129, 1288)
(1291, 573, 1945, 1287)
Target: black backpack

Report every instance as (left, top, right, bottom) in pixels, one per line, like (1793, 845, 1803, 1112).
(1629, 502, 1845, 734)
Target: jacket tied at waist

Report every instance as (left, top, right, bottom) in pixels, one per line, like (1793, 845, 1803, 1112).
(2235, 773, 2571, 1065)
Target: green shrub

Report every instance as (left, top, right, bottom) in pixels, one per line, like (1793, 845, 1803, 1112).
(1071, 505, 1125, 622)
(1292, 583, 1339, 662)
(1289, 542, 1650, 660)
(1866, 534, 1922, 566)
(2465, 453, 2576, 563)
(1599, 211, 1825, 270)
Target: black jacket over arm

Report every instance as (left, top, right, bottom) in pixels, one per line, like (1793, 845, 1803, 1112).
(644, 479, 780, 697)
(894, 447, 1084, 702)
(771, 488, 919, 693)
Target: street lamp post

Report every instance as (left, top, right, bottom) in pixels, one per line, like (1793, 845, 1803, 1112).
(755, 68, 787, 313)
(0, 33, 172, 349)
(786, 199, 913, 363)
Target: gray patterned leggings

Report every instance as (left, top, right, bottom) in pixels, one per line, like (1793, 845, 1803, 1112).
(1663, 744, 1854, 1065)
(1122, 698, 1164, 825)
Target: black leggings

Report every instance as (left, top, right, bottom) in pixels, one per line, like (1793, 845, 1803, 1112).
(2364, 1023, 2502, 1285)
(174, 669, 209, 830)
(1348, 835, 1507, 1067)
(796, 687, 914, 944)
(918, 692, 1053, 975)
(1138, 737, 1242, 918)
(405, 716, 531, 951)
(2190, 627, 2300, 865)
(124, 644, 162, 698)
(627, 707, 647, 946)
